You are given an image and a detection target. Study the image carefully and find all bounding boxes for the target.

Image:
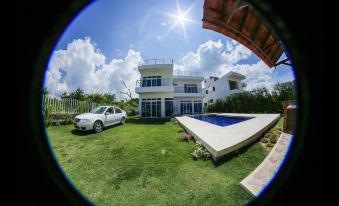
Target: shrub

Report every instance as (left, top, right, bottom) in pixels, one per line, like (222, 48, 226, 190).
(270, 136, 278, 144)
(264, 133, 271, 139)
(204, 81, 296, 114)
(261, 138, 269, 143)
(266, 143, 274, 147)
(191, 141, 211, 160)
(126, 109, 136, 116)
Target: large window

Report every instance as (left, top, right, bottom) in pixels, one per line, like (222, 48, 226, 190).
(142, 76, 161, 87)
(180, 101, 192, 115)
(193, 101, 202, 114)
(229, 80, 238, 90)
(184, 84, 198, 93)
(141, 98, 161, 117)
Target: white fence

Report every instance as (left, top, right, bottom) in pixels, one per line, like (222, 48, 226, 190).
(43, 96, 101, 115)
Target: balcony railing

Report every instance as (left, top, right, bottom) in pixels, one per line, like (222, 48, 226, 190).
(174, 86, 202, 93)
(139, 58, 173, 66)
(173, 70, 204, 77)
(136, 78, 173, 87)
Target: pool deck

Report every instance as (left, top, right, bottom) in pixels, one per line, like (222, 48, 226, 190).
(175, 113, 280, 159)
(240, 132, 292, 197)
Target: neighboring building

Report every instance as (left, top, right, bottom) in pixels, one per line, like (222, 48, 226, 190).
(135, 59, 205, 118)
(203, 71, 246, 106)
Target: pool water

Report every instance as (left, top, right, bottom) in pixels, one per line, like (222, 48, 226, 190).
(191, 115, 252, 127)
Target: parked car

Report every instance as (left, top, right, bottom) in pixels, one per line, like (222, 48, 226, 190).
(73, 106, 127, 132)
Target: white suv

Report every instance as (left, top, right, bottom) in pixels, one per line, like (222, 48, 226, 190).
(73, 106, 127, 132)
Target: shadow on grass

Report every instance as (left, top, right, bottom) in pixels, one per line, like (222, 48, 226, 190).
(71, 129, 95, 136)
(71, 129, 96, 136)
(126, 118, 170, 125)
(212, 140, 258, 167)
(70, 124, 122, 136)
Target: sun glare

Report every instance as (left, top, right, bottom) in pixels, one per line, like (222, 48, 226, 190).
(165, 0, 196, 37)
(177, 13, 186, 24)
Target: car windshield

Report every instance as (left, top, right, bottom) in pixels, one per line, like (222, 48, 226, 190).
(90, 106, 107, 114)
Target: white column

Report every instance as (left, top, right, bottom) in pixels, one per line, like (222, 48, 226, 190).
(139, 97, 142, 117)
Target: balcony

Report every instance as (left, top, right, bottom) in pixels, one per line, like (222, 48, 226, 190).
(174, 71, 203, 77)
(173, 70, 204, 81)
(174, 86, 205, 97)
(135, 78, 174, 93)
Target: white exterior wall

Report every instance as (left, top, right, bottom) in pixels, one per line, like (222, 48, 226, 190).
(203, 73, 245, 105)
(136, 63, 205, 117)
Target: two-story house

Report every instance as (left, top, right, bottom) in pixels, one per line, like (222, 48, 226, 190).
(203, 71, 246, 106)
(135, 59, 205, 118)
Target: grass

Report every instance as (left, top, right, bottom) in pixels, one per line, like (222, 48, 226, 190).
(47, 117, 269, 205)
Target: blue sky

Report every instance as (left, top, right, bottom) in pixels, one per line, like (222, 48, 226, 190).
(46, 0, 294, 99)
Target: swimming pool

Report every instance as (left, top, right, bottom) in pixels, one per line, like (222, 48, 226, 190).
(191, 115, 253, 127)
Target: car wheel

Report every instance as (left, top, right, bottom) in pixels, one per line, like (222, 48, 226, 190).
(120, 117, 126, 125)
(93, 121, 103, 133)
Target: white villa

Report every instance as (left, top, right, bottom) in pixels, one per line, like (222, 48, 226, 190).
(203, 71, 246, 106)
(135, 59, 205, 118)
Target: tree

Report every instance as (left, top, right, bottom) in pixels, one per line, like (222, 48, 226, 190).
(86, 93, 105, 103)
(70, 87, 86, 101)
(103, 93, 116, 104)
(60, 92, 69, 99)
(120, 81, 134, 105)
(86, 93, 116, 104)
(272, 81, 296, 102)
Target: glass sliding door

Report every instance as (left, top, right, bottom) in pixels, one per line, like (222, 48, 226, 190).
(180, 101, 192, 115)
(194, 101, 202, 114)
(145, 102, 151, 117)
(142, 76, 162, 87)
(156, 76, 161, 86)
(141, 98, 162, 117)
(184, 84, 198, 93)
(165, 98, 173, 117)
(151, 101, 157, 117)
(156, 100, 161, 117)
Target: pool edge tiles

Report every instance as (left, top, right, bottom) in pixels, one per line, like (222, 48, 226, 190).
(190, 114, 254, 127)
(175, 113, 280, 160)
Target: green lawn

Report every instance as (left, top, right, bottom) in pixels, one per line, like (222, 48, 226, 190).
(47, 118, 269, 205)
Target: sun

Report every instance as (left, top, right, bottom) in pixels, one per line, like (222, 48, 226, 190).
(176, 13, 186, 24)
(165, 0, 196, 36)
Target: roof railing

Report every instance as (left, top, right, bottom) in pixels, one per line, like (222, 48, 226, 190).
(139, 58, 173, 66)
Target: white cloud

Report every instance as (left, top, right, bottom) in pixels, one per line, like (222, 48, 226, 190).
(175, 39, 251, 72)
(161, 22, 167, 26)
(45, 37, 142, 99)
(174, 39, 294, 90)
(45, 38, 295, 99)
